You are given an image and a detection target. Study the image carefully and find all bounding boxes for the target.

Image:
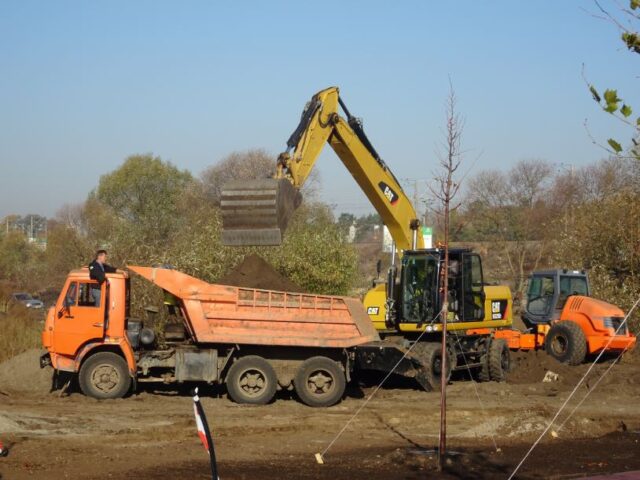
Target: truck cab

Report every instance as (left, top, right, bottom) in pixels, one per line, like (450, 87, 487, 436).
(41, 268, 137, 398)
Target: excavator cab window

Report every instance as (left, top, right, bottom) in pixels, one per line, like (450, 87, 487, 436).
(401, 254, 438, 323)
(447, 254, 484, 322)
(461, 254, 485, 322)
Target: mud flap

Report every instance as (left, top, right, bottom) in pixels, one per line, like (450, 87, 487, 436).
(354, 342, 433, 391)
(39, 352, 51, 369)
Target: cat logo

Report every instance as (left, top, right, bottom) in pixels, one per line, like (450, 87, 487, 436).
(491, 300, 505, 320)
(367, 306, 380, 316)
(378, 181, 399, 205)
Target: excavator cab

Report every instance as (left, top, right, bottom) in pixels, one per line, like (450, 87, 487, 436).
(398, 249, 486, 326)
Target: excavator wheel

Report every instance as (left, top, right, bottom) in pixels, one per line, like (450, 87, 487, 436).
(226, 355, 278, 405)
(545, 321, 587, 365)
(294, 356, 346, 408)
(488, 339, 510, 382)
(413, 342, 451, 391)
(220, 178, 301, 246)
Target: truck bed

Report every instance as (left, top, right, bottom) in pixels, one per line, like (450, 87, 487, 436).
(129, 266, 380, 348)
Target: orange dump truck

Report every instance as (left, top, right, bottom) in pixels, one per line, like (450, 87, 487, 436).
(41, 266, 426, 407)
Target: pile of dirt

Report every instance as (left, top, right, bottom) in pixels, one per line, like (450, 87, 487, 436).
(507, 350, 588, 385)
(507, 349, 638, 388)
(0, 348, 53, 395)
(217, 254, 304, 292)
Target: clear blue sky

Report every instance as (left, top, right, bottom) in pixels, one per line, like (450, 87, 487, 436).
(0, 1, 637, 218)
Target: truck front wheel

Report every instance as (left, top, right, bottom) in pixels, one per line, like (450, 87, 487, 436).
(79, 352, 132, 399)
(294, 356, 346, 407)
(226, 355, 277, 405)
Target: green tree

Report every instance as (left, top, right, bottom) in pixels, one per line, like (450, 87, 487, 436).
(266, 203, 358, 295)
(552, 188, 640, 329)
(93, 154, 193, 245)
(0, 231, 45, 289)
(586, 0, 639, 159)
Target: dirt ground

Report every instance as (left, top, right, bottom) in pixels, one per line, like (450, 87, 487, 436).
(1, 349, 640, 479)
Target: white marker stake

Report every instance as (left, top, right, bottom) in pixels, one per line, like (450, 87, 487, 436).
(315, 453, 324, 464)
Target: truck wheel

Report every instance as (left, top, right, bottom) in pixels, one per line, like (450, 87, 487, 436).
(294, 356, 346, 407)
(415, 342, 451, 391)
(545, 321, 587, 365)
(226, 356, 277, 405)
(488, 339, 510, 382)
(79, 352, 131, 399)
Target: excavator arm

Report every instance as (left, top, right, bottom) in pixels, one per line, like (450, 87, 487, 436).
(221, 87, 423, 251)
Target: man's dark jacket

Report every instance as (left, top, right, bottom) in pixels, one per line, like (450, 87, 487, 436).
(89, 260, 117, 285)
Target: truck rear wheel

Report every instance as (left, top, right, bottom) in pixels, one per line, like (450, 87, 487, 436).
(415, 342, 451, 391)
(545, 321, 587, 365)
(294, 356, 346, 407)
(226, 355, 277, 405)
(488, 338, 510, 382)
(79, 352, 131, 399)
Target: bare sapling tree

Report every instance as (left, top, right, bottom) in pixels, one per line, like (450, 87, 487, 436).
(429, 82, 464, 471)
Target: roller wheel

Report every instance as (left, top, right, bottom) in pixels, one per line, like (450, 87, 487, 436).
(294, 356, 346, 407)
(226, 355, 277, 405)
(545, 321, 587, 365)
(79, 352, 131, 399)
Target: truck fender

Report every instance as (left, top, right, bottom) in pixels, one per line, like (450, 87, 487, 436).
(74, 339, 137, 377)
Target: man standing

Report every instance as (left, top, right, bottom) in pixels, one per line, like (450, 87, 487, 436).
(88, 250, 117, 306)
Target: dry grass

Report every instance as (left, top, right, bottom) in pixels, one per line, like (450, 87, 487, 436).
(0, 304, 43, 363)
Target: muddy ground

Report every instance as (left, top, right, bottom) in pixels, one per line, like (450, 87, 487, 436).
(1, 349, 639, 479)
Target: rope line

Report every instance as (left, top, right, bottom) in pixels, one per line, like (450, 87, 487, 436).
(506, 295, 640, 480)
(556, 327, 637, 433)
(451, 332, 500, 452)
(319, 311, 442, 460)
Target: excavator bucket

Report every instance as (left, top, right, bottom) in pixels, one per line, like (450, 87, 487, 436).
(220, 178, 301, 246)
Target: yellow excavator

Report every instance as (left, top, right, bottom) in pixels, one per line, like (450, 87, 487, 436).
(221, 87, 514, 386)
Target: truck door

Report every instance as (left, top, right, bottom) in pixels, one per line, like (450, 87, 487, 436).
(53, 280, 106, 356)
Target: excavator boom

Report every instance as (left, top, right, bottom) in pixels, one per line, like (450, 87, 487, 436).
(220, 87, 422, 250)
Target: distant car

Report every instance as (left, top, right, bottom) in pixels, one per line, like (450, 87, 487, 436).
(12, 293, 44, 309)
